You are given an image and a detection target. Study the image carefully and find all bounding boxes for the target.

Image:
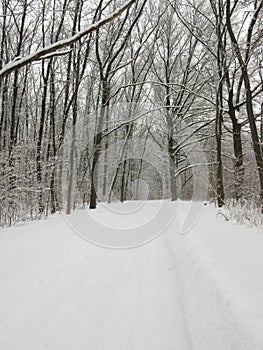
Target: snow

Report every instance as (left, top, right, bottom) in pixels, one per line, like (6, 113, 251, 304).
(169, 202, 263, 350)
(0, 201, 262, 349)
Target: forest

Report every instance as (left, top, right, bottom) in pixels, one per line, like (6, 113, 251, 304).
(0, 0, 262, 227)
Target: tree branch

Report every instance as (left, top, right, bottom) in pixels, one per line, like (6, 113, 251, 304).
(0, 0, 136, 81)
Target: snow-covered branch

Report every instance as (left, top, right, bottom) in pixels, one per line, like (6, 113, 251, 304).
(0, 0, 136, 80)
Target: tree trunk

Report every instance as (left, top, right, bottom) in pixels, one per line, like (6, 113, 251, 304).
(228, 88, 244, 201)
(169, 137, 178, 201)
(215, 101, 225, 207)
(89, 80, 109, 209)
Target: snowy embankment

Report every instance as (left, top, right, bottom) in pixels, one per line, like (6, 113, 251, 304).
(0, 201, 262, 350)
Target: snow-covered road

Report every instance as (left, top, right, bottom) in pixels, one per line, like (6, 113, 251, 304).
(0, 217, 191, 349)
(0, 201, 263, 350)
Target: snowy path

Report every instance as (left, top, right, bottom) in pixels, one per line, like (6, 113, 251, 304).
(0, 201, 263, 350)
(0, 211, 191, 350)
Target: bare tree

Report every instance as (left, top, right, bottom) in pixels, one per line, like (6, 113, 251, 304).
(226, 0, 263, 212)
(152, 1, 210, 201)
(89, 0, 147, 209)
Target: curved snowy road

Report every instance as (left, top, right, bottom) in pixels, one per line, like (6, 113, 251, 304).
(0, 211, 191, 350)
